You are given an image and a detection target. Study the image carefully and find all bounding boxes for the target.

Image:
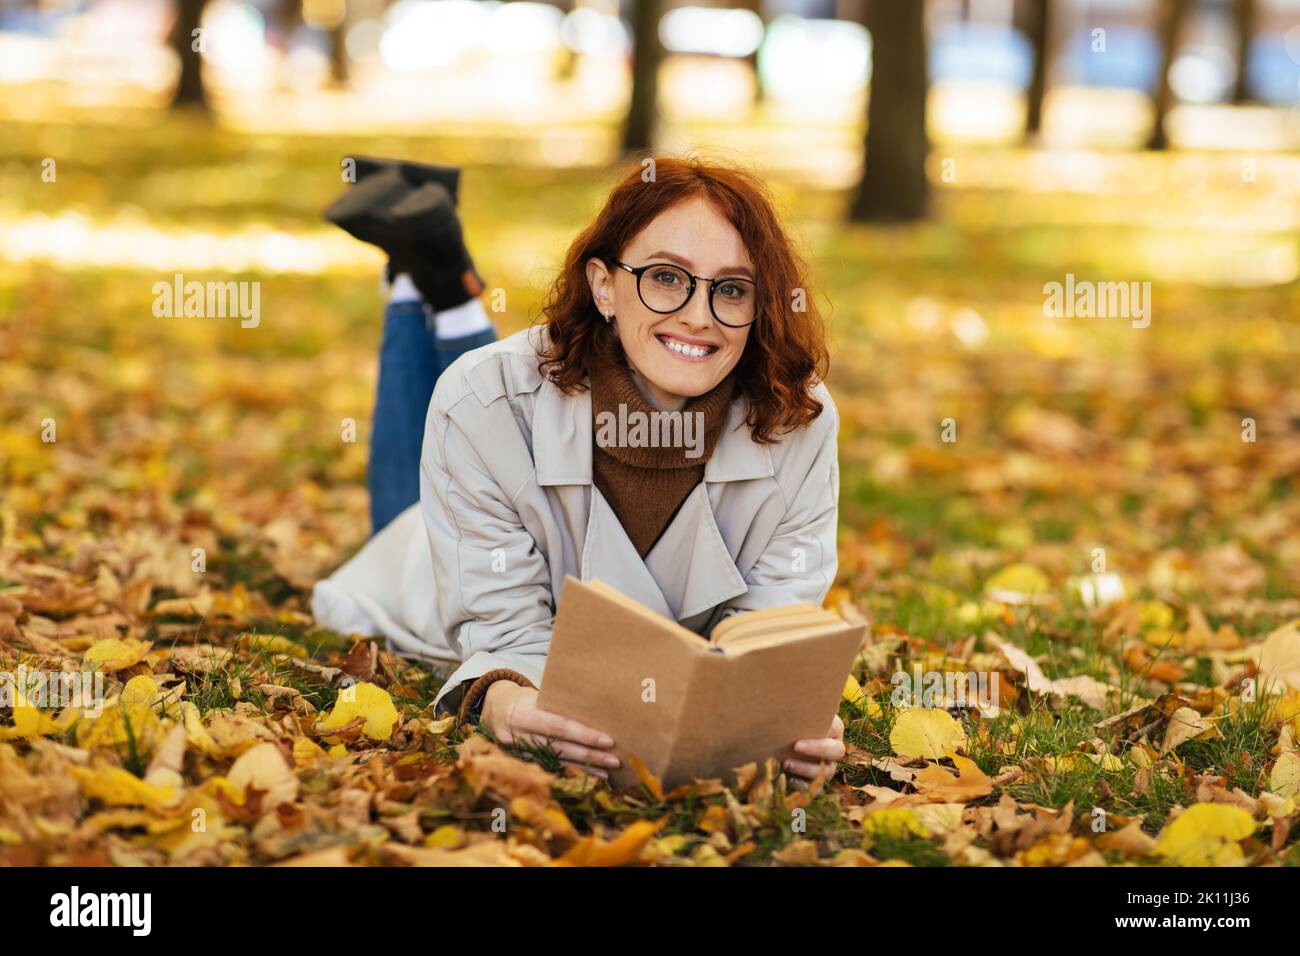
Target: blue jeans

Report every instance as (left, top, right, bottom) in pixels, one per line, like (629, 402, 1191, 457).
(369, 300, 496, 535)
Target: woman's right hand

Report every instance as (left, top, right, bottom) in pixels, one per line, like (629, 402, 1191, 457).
(480, 681, 620, 780)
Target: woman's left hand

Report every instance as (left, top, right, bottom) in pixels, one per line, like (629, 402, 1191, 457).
(784, 713, 845, 785)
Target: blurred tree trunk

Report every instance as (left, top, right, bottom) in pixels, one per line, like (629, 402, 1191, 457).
(329, 22, 350, 87)
(1230, 0, 1255, 103)
(850, 0, 929, 223)
(624, 0, 665, 152)
(278, 0, 303, 36)
(735, 0, 765, 104)
(1147, 0, 1191, 150)
(1015, 0, 1051, 140)
(169, 0, 210, 110)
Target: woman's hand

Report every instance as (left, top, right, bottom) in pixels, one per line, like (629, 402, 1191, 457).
(480, 681, 620, 780)
(785, 714, 845, 786)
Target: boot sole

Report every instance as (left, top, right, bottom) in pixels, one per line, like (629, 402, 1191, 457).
(323, 169, 412, 246)
(348, 156, 460, 203)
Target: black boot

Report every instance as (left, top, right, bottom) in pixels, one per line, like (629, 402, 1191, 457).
(324, 167, 485, 312)
(390, 182, 485, 311)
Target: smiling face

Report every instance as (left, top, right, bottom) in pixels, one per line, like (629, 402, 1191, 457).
(586, 197, 754, 411)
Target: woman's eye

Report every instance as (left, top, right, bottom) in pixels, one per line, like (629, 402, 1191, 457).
(717, 281, 749, 300)
(649, 268, 681, 286)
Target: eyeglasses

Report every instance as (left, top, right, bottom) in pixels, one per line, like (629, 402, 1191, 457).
(608, 258, 758, 328)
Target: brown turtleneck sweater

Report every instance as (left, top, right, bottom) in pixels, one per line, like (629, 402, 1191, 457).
(449, 355, 737, 723)
(588, 353, 736, 557)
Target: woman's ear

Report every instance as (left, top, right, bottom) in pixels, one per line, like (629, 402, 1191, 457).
(585, 257, 614, 318)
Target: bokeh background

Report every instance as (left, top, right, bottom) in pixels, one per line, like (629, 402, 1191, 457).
(2, 0, 1299, 645)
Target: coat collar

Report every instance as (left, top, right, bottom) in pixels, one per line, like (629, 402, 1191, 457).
(533, 375, 774, 487)
(580, 484, 750, 622)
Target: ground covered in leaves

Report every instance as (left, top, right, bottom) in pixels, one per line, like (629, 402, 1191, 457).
(2, 117, 1299, 866)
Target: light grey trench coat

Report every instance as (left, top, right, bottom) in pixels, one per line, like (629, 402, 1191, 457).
(311, 326, 840, 713)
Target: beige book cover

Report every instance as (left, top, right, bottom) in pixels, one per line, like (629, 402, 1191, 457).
(536, 576, 867, 789)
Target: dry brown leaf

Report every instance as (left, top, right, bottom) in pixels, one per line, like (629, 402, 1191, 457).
(913, 752, 994, 802)
(1250, 620, 1300, 694)
(1160, 706, 1217, 753)
(985, 631, 1117, 710)
(227, 742, 300, 809)
(456, 736, 555, 801)
(1096, 821, 1157, 858)
(144, 722, 188, 790)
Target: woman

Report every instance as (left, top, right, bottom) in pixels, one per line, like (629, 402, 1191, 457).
(314, 157, 845, 783)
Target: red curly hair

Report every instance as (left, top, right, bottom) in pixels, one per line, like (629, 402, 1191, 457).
(536, 156, 828, 444)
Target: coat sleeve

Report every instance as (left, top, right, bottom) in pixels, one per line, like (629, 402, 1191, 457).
(721, 393, 840, 616)
(421, 395, 555, 715)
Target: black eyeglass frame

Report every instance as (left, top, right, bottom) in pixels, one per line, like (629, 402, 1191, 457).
(607, 258, 759, 329)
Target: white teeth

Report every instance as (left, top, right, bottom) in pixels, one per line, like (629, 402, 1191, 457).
(661, 337, 712, 358)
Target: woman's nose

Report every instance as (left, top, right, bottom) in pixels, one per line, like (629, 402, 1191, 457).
(679, 287, 715, 329)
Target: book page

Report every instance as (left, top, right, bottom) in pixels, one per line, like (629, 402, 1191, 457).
(711, 603, 826, 644)
(712, 605, 844, 647)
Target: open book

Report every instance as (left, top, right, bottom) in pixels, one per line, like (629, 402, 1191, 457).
(536, 576, 866, 789)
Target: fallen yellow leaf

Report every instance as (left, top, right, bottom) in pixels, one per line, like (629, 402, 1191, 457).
(121, 674, 160, 708)
(843, 674, 884, 717)
(243, 633, 308, 659)
(890, 708, 967, 759)
(1252, 620, 1300, 694)
(71, 764, 178, 809)
(1269, 751, 1300, 797)
(984, 563, 1051, 604)
(425, 824, 466, 849)
(0, 689, 76, 740)
(555, 819, 663, 866)
(627, 753, 664, 801)
(83, 637, 152, 672)
(317, 682, 399, 740)
(859, 807, 929, 841)
(75, 702, 163, 751)
(292, 735, 328, 767)
(1155, 803, 1255, 866)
